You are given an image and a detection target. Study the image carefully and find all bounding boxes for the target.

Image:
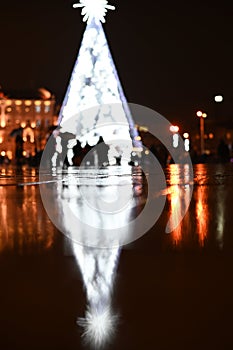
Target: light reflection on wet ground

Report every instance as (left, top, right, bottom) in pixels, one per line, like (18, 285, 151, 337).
(0, 163, 233, 349)
(164, 163, 233, 250)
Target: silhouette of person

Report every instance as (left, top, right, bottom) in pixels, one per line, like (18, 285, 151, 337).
(96, 136, 109, 166)
(217, 139, 230, 163)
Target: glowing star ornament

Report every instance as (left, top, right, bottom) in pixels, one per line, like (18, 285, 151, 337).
(73, 0, 115, 24)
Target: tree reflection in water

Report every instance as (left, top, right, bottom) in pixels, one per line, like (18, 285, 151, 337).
(54, 167, 145, 348)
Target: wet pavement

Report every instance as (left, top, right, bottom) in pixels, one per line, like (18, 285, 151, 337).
(0, 163, 233, 349)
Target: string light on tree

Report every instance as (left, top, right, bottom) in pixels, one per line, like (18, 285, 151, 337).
(73, 0, 115, 23)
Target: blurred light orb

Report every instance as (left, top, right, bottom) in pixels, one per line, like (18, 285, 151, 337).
(196, 110, 203, 117)
(170, 125, 179, 133)
(214, 95, 223, 103)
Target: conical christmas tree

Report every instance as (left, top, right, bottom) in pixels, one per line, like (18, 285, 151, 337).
(58, 0, 141, 165)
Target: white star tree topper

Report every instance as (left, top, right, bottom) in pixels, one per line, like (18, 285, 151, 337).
(73, 0, 115, 23)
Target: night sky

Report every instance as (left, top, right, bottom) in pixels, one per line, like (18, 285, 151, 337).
(1, 0, 233, 130)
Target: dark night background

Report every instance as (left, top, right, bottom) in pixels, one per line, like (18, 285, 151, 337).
(1, 0, 233, 131)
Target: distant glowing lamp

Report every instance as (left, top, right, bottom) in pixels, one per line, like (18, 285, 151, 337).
(1, 151, 6, 157)
(170, 125, 179, 133)
(214, 95, 223, 103)
(202, 113, 207, 118)
(183, 132, 189, 139)
(196, 110, 203, 117)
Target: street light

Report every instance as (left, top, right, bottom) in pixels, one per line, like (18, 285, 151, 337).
(196, 111, 207, 155)
(214, 94, 223, 103)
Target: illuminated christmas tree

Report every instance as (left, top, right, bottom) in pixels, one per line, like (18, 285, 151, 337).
(58, 0, 141, 165)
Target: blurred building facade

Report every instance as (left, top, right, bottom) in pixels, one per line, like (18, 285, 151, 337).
(0, 89, 57, 163)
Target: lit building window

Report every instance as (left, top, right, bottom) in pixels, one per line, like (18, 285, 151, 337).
(23, 127, 35, 143)
(44, 100, 51, 113)
(53, 118, 58, 126)
(6, 151, 13, 160)
(25, 100, 32, 106)
(44, 105, 50, 113)
(35, 100, 41, 113)
(0, 120, 6, 128)
(15, 100, 22, 106)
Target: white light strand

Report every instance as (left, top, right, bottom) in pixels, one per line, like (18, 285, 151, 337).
(73, 0, 115, 23)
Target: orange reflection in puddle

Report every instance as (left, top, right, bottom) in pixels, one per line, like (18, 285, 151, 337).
(166, 164, 192, 246)
(169, 185, 182, 244)
(0, 185, 55, 254)
(195, 185, 209, 247)
(194, 164, 209, 246)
